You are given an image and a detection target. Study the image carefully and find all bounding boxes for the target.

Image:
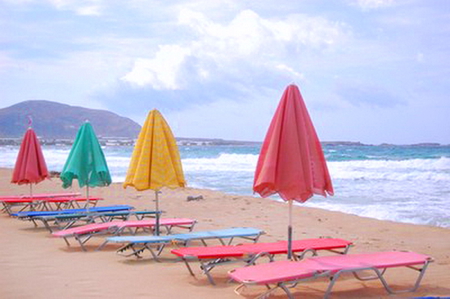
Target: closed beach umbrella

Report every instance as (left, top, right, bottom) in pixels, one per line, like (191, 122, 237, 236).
(60, 121, 111, 208)
(12, 125, 49, 196)
(253, 84, 334, 259)
(124, 109, 186, 235)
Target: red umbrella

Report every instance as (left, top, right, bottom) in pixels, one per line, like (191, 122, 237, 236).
(253, 84, 333, 259)
(11, 127, 49, 196)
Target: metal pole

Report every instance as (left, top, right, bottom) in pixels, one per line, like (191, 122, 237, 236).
(288, 199, 293, 260)
(86, 181, 90, 212)
(155, 190, 160, 236)
(30, 184, 35, 211)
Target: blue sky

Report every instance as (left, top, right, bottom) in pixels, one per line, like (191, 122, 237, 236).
(1, 0, 449, 144)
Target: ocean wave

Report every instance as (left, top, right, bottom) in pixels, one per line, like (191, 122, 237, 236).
(328, 157, 450, 181)
(182, 153, 259, 172)
(2, 145, 449, 228)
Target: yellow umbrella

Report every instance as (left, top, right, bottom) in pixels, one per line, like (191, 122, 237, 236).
(124, 109, 186, 235)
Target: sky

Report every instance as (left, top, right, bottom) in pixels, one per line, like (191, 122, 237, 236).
(1, 0, 449, 145)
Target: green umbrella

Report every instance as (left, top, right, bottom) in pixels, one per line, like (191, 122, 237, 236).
(60, 121, 111, 208)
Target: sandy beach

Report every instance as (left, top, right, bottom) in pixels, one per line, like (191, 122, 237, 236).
(0, 167, 449, 298)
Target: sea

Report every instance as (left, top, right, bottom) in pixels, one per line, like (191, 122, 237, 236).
(1, 143, 449, 228)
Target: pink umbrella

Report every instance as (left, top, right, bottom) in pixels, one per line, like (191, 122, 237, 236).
(11, 126, 49, 196)
(253, 84, 333, 259)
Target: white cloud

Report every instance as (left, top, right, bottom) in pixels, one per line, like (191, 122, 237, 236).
(416, 52, 424, 63)
(121, 45, 191, 89)
(0, 51, 17, 73)
(2, 0, 106, 16)
(275, 64, 304, 81)
(353, 0, 394, 10)
(73, 5, 102, 16)
(121, 8, 349, 90)
(49, 0, 104, 15)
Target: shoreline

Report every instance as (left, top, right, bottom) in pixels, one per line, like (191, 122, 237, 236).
(1, 167, 449, 298)
(1, 138, 449, 147)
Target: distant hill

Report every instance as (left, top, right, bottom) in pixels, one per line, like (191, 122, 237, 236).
(0, 100, 141, 139)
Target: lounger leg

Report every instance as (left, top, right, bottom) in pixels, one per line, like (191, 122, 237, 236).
(294, 248, 317, 260)
(96, 239, 109, 251)
(373, 262, 431, 294)
(277, 283, 295, 299)
(31, 218, 38, 227)
(250, 284, 287, 299)
(233, 282, 282, 299)
(42, 220, 54, 233)
(146, 244, 162, 262)
(200, 261, 217, 285)
(182, 259, 196, 277)
(165, 225, 172, 235)
(63, 237, 71, 247)
(117, 244, 145, 258)
(75, 235, 93, 252)
(325, 262, 431, 298)
(2, 204, 12, 215)
(246, 252, 274, 266)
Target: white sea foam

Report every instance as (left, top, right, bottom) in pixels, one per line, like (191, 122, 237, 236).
(1, 146, 449, 228)
(182, 153, 258, 172)
(328, 158, 450, 181)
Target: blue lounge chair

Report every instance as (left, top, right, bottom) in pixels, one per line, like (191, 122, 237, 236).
(31, 210, 162, 233)
(12, 205, 134, 228)
(12, 205, 134, 218)
(107, 227, 264, 261)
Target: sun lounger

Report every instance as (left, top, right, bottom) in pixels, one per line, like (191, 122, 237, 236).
(229, 251, 433, 299)
(32, 210, 163, 233)
(108, 227, 265, 261)
(12, 204, 133, 218)
(12, 205, 134, 228)
(0, 198, 39, 215)
(171, 238, 353, 285)
(0, 193, 82, 215)
(42, 197, 104, 210)
(0, 192, 80, 200)
(1, 196, 102, 215)
(52, 218, 197, 251)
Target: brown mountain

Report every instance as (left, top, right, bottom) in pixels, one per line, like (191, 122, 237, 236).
(0, 100, 141, 139)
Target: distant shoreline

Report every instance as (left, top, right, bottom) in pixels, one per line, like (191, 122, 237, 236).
(0, 136, 448, 147)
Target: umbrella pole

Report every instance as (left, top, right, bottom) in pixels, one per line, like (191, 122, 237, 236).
(155, 190, 160, 236)
(86, 183, 90, 212)
(288, 199, 293, 260)
(30, 184, 35, 211)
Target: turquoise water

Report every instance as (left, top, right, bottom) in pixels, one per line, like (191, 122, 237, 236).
(1, 144, 449, 228)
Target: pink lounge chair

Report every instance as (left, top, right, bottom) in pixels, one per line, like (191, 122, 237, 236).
(229, 251, 433, 299)
(52, 218, 197, 251)
(171, 238, 352, 285)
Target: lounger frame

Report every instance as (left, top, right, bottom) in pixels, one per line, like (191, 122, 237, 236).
(112, 228, 265, 261)
(230, 251, 433, 299)
(34, 210, 162, 233)
(55, 218, 197, 251)
(0, 193, 82, 215)
(173, 238, 353, 285)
